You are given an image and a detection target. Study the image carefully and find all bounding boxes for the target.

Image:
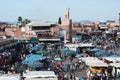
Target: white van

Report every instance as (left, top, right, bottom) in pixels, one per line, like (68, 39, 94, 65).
(22, 71, 58, 80)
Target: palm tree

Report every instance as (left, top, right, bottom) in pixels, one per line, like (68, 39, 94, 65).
(18, 16, 22, 27)
(18, 16, 22, 22)
(22, 19, 31, 26)
(24, 19, 31, 24)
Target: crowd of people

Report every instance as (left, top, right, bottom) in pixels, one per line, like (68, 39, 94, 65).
(0, 43, 29, 74)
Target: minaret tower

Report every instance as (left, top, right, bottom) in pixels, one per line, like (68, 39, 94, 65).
(64, 8, 70, 19)
(61, 8, 72, 41)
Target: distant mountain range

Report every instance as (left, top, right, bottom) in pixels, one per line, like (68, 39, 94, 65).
(74, 20, 111, 24)
(0, 21, 18, 25)
(8, 21, 18, 24)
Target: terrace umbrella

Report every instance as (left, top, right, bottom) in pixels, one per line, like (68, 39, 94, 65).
(36, 50, 48, 55)
(27, 53, 34, 58)
(91, 47, 101, 52)
(79, 77, 85, 80)
(29, 38, 39, 43)
(75, 54, 89, 58)
(95, 51, 110, 57)
(55, 42, 64, 46)
(85, 48, 90, 51)
(49, 50, 56, 54)
(64, 49, 76, 55)
(30, 61, 43, 69)
(61, 47, 69, 52)
(22, 54, 46, 68)
(75, 54, 83, 58)
(48, 43, 55, 47)
(54, 58, 61, 62)
(29, 46, 40, 51)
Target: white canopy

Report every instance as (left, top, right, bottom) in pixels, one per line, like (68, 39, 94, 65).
(110, 63, 120, 68)
(0, 76, 20, 80)
(86, 60, 108, 67)
(103, 57, 120, 63)
(80, 57, 98, 61)
(65, 44, 78, 48)
(78, 43, 95, 47)
(65, 44, 78, 51)
(23, 71, 57, 78)
(81, 57, 108, 67)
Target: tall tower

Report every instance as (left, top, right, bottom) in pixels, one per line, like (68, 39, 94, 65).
(64, 8, 70, 19)
(60, 8, 72, 41)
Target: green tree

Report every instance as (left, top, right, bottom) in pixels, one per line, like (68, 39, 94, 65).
(24, 19, 31, 24)
(22, 19, 31, 26)
(58, 17, 61, 24)
(18, 16, 22, 23)
(18, 16, 22, 27)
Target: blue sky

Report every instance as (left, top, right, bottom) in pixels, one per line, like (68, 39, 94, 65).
(0, 0, 120, 22)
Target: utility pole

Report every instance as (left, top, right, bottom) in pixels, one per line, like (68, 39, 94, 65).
(118, 13, 120, 30)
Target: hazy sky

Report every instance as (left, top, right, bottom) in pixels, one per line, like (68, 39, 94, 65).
(0, 0, 120, 22)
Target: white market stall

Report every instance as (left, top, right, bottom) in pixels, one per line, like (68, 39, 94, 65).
(22, 71, 58, 80)
(81, 57, 108, 76)
(110, 63, 120, 68)
(77, 43, 95, 53)
(103, 57, 120, 63)
(110, 63, 120, 77)
(0, 76, 20, 80)
(65, 43, 78, 51)
(80, 57, 108, 67)
(78, 43, 95, 48)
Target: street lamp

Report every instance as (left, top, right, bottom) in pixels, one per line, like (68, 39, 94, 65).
(119, 13, 120, 30)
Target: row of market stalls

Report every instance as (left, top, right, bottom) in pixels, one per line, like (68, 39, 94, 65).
(64, 42, 119, 58)
(61, 41, 120, 79)
(64, 42, 95, 53)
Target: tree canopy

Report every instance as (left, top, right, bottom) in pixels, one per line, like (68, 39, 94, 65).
(17, 16, 31, 27)
(22, 19, 31, 26)
(18, 16, 22, 22)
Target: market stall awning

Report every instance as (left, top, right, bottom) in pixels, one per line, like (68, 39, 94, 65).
(36, 50, 48, 55)
(110, 63, 120, 68)
(91, 47, 102, 51)
(0, 76, 20, 80)
(86, 61, 108, 67)
(22, 54, 46, 67)
(30, 38, 39, 43)
(54, 58, 62, 62)
(103, 57, 120, 63)
(80, 57, 108, 67)
(95, 51, 110, 57)
(29, 46, 40, 51)
(78, 43, 95, 47)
